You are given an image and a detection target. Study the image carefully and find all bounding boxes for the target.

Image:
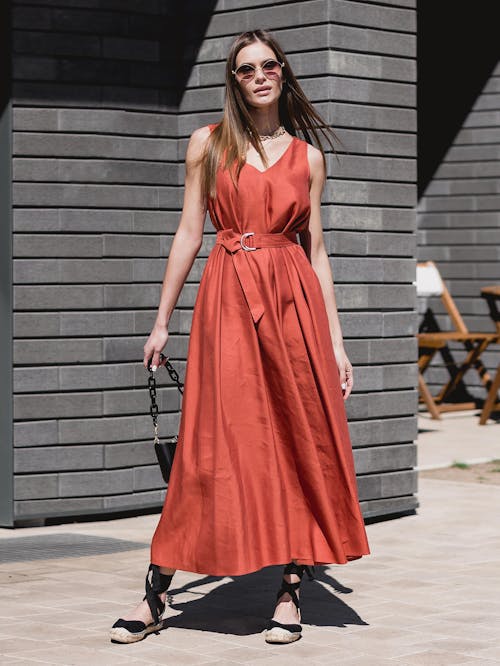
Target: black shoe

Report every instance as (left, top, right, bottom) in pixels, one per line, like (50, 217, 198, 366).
(110, 564, 174, 644)
(264, 561, 315, 644)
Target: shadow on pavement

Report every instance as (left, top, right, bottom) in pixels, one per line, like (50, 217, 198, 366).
(151, 564, 369, 636)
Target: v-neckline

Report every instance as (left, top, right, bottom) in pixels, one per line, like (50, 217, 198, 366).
(244, 136, 296, 175)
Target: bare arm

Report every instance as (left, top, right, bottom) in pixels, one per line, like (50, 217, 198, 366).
(143, 125, 211, 370)
(306, 143, 354, 399)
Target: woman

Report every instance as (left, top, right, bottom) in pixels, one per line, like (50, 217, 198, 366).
(110, 28, 370, 646)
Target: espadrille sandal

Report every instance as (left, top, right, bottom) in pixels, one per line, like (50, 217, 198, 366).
(264, 562, 315, 644)
(110, 564, 174, 644)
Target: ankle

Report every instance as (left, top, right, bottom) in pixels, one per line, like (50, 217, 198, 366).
(282, 574, 300, 592)
(159, 566, 176, 576)
(283, 573, 300, 583)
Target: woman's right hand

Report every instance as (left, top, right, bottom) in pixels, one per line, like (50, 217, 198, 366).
(143, 323, 169, 371)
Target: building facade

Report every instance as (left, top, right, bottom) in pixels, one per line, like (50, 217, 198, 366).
(1, 0, 418, 525)
(416, 1, 500, 402)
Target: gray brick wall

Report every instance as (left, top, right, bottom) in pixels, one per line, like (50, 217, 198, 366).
(417, 60, 500, 405)
(6, 0, 418, 524)
(10, 0, 181, 522)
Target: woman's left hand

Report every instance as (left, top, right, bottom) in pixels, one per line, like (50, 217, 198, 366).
(333, 345, 354, 400)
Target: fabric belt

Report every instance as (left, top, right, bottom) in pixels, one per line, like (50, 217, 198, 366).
(215, 228, 299, 325)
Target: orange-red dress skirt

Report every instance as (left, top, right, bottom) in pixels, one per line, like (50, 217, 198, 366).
(150, 125, 370, 576)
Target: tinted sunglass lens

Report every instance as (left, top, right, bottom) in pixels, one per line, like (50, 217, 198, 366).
(263, 60, 280, 72)
(236, 65, 254, 79)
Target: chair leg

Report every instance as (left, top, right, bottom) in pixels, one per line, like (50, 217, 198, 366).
(418, 373, 442, 420)
(479, 364, 500, 425)
(436, 338, 491, 404)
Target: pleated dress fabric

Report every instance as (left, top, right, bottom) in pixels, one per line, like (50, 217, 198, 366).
(150, 123, 370, 576)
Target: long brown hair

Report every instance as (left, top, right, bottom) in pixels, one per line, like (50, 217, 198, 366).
(198, 29, 344, 201)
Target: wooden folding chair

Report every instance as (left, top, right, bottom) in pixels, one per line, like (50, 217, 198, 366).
(416, 261, 498, 419)
(478, 286, 500, 424)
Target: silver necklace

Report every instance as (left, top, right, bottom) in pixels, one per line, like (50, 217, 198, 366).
(247, 125, 286, 141)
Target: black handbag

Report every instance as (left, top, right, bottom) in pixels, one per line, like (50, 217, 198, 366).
(147, 352, 184, 484)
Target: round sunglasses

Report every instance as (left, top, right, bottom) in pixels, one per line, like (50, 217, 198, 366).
(232, 59, 285, 82)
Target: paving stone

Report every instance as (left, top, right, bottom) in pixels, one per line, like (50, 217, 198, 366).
(395, 650, 474, 664)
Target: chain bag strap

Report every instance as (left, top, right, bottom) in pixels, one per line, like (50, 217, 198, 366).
(147, 352, 184, 483)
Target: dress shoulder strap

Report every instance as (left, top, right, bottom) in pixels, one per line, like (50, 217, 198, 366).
(208, 122, 221, 134)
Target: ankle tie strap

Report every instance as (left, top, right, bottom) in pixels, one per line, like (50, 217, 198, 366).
(277, 562, 315, 610)
(276, 578, 301, 610)
(284, 562, 316, 580)
(143, 564, 174, 625)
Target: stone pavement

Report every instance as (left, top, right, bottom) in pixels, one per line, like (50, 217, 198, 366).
(416, 409, 500, 471)
(0, 411, 499, 665)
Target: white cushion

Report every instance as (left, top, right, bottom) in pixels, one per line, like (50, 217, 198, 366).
(416, 264, 443, 297)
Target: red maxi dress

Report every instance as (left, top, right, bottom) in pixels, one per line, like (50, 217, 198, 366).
(150, 123, 370, 576)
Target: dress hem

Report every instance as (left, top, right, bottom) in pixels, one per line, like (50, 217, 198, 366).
(150, 552, 370, 577)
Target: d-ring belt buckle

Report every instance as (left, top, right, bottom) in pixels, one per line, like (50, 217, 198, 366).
(240, 231, 257, 251)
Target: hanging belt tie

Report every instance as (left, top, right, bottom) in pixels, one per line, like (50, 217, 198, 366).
(215, 228, 299, 325)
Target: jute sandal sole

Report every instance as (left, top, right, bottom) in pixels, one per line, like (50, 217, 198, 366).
(264, 613, 302, 644)
(109, 621, 163, 644)
(264, 625, 302, 643)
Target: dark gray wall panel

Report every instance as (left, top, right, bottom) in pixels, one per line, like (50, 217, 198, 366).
(0, 1, 14, 526)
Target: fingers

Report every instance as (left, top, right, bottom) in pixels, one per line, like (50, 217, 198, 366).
(341, 365, 354, 401)
(151, 350, 161, 372)
(343, 373, 353, 400)
(144, 347, 168, 372)
(143, 345, 161, 371)
(143, 326, 169, 371)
